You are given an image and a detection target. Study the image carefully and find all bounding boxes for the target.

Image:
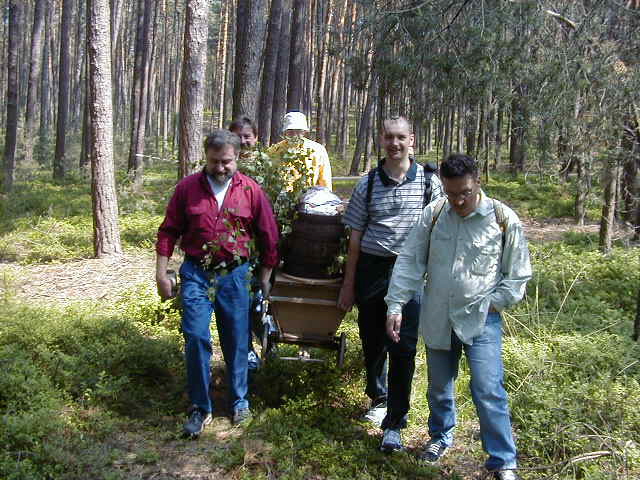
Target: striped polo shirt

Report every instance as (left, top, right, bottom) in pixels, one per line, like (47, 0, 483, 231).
(343, 159, 443, 257)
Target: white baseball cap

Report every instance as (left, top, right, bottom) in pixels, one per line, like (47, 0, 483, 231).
(282, 111, 309, 132)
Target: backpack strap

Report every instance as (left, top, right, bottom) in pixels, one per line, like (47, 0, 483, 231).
(425, 197, 447, 267)
(364, 167, 378, 230)
(492, 199, 508, 250)
(422, 162, 438, 207)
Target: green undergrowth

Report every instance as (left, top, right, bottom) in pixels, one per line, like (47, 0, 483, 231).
(1, 164, 638, 479)
(0, 164, 176, 264)
(483, 174, 601, 221)
(0, 284, 184, 479)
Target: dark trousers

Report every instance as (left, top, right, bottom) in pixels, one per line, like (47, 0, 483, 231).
(356, 273, 420, 429)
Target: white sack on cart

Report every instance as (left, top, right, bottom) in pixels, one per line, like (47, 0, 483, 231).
(298, 186, 343, 216)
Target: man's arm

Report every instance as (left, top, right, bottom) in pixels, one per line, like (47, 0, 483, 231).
(385, 207, 432, 341)
(156, 254, 173, 300)
(258, 266, 273, 298)
(317, 145, 332, 191)
(337, 229, 362, 311)
(489, 211, 532, 311)
(251, 184, 279, 288)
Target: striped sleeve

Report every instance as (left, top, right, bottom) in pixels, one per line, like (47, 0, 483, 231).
(342, 178, 368, 232)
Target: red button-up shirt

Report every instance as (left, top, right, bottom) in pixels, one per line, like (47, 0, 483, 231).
(156, 170, 279, 268)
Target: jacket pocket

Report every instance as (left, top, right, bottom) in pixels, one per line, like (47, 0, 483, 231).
(470, 244, 500, 275)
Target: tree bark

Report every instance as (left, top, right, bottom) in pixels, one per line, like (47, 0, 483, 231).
(258, 0, 284, 145)
(314, 0, 332, 145)
(271, 1, 291, 142)
(178, 0, 209, 178)
(88, 0, 122, 257)
(23, 0, 46, 166)
(53, 0, 73, 180)
(575, 153, 591, 226)
(350, 73, 376, 175)
(3, 0, 21, 192)
(38, 0, 52, 162)
(509, 88, 528, 175)
(217, 0, 229, 128)
(287, 0, 306, 112)
(599, 155, 619, 254)
(233, 0, 267, 120)
(127, 0, 154, 187)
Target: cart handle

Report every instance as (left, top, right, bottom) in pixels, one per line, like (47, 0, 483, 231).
(269, 296, 337, 307)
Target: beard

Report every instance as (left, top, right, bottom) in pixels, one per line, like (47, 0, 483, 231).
(208, 171, 233, 185)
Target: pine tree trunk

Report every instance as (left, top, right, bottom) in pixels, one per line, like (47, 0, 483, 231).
(178, 0, 209, 178)
(599, 155, 619, 254)
(271, 0, 291, 142)
(217, 0, 229, 128)
(38, 0, 52, 161)
(88, 0, 122, 257)
(23, 0, 46, 166)
(509, 86, 528, 174)
(233, 0, 267, 120)
(287, 0, 306, 112)
(3, 0, 21, 192)
(314, 0, 332, 145)
(127, 0, 154, 187)
(350, 74, 376, 175)
(53, 0, 73, 180)
(575, 153, 590, 226)
(258, 0, 284, 145)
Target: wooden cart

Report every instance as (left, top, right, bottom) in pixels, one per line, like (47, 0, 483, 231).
(260, 272, 347, 368)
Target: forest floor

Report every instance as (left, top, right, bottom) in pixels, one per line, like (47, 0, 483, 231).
(0, 217, 635, 480)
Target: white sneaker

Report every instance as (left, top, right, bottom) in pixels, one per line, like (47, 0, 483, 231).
(362, 403, 387, 427)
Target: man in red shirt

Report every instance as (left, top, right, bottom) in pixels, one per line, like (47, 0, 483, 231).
(156, 129, 279, 436)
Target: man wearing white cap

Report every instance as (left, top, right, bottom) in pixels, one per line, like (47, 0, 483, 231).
(267, 111, 333, 190)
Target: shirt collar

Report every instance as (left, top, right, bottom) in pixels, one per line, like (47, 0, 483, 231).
(378, 157, 417, 186)
(475, 190, 493, 216)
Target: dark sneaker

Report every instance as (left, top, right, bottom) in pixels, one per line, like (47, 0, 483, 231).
(418, 439, 448, 462)
(183, 408, 212, 437)
(380, 428, 403, 453)
(493, 470, 521, 480)
(361, 402, 387, 427)
(232, 408, 253, 425)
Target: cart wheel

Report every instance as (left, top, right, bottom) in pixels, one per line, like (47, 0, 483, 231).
(337, 332, 347, 368)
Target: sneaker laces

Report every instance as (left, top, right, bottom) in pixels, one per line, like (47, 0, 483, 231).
(424, 441, 443, 456)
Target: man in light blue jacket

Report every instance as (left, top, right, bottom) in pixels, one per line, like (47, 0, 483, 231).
(385, 154, 532, 480)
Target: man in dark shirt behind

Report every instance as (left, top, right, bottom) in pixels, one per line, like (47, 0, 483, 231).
(156, 129, 279, 436)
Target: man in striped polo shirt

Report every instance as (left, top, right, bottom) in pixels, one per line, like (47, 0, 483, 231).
(338, 116, 443, 452)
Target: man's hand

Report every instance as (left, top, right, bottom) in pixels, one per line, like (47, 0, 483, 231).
(156, 272, 173, 301)
(386, 313, 402, 343)
(155, 254, 173, 301)
(338, 283, 355, 312)
(258, 266, 273, 299)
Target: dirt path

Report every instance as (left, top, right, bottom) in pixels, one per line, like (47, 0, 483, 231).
(0, 218, 629, 306)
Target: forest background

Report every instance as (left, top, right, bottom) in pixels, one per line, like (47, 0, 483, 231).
(1, 0, 640, 479)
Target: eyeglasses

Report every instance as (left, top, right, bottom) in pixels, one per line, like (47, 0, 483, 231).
(444, 189, 475, 201)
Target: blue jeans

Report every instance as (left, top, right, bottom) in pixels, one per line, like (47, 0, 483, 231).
(180, 259, 251, 414)
(426, 312, 517, 471)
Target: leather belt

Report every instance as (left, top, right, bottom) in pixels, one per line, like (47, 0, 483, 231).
(185, 255, 248, 272)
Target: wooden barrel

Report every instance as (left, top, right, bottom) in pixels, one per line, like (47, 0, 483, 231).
(282, 213, 345, 279)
